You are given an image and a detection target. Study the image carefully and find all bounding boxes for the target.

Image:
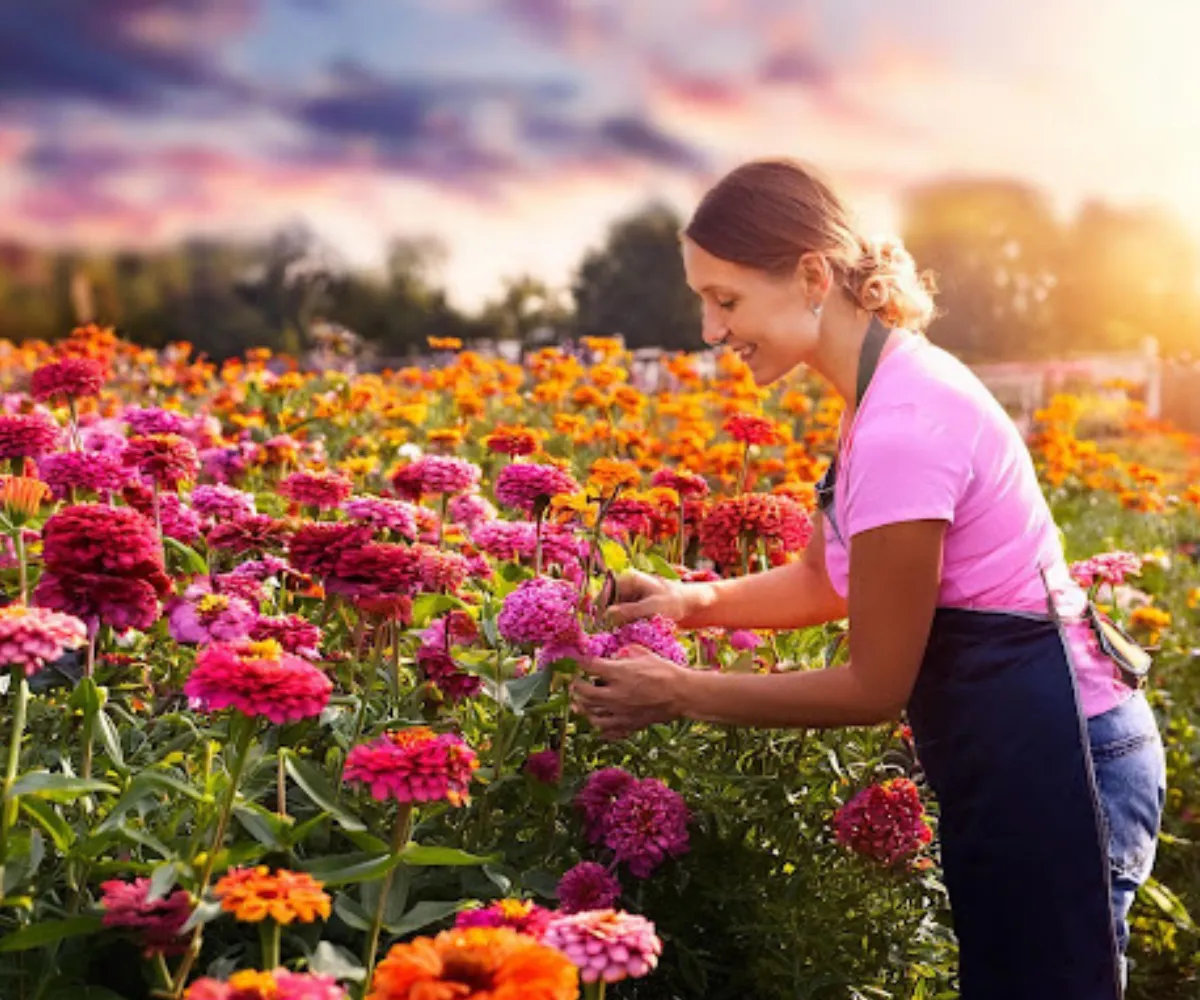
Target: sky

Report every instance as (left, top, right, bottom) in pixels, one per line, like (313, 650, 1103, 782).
(2, 0, 1199, 308)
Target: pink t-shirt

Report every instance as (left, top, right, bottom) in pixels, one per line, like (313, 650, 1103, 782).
(822, 333, 1131, 719)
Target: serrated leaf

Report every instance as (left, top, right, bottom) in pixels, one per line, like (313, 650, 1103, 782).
(399, 845, 497, 867)
(308, 941, 366, 982)
(9, 773, 116, 802)
(283, 751, 366, 833)
(385, 900, 462, 939)
(164, 536, 209, 575)
(0, 916, 103, 952)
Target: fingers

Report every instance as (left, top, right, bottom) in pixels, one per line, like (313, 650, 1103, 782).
(605, 597, 659, 626)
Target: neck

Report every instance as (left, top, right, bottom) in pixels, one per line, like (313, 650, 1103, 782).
(810, 292, 874, 413)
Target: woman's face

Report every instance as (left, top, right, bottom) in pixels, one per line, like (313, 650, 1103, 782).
(681, 237, 820, 386)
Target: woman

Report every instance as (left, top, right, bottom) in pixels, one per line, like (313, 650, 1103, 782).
(571, 159, 1166, 999)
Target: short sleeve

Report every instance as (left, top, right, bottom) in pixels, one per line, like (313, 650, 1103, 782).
(842, 402, 976, 537)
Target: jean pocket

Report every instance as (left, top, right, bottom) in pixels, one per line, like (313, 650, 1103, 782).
(1091, 733, 1166, 882)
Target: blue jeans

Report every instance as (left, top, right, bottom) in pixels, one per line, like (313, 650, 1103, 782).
(1087, 691, 1167, 991)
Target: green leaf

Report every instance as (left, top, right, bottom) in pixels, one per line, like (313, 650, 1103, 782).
(410, 593, 469, 629)
(234, 803, 289, 851)
(503, 669, 552, 716)
(0, 916, 104, 952)
(96, 712, 125, 769)
(19, 798, 72, 854)
(1141, 876, 1196, 929)
(301, 852, 403, 887)
(385, 900, 462, 939)
(164, 536, 209, 575)
(147, 862, 180, 903)
(283, 751, 366, 832)
(641, 552, 681, 580)
(334, 893, 372, 932)
(308, 941, 366, 983)
(180, 899, 223, 934)
(398, 845, 497, 867)
(68, 678, 106, 715)
(9, 773, 116, 803)
(599, 539, 629, 572)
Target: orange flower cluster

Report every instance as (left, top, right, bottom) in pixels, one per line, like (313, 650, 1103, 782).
(213, 867, 332, 924)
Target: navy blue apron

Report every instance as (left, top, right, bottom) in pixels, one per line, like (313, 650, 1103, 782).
(818, 318, 1122, 999)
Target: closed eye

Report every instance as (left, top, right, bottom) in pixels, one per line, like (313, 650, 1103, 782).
(716, 298, 737, 311)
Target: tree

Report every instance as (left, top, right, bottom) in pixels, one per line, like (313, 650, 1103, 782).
(478, 274, 571, 348)
(572, 202, 701, 351)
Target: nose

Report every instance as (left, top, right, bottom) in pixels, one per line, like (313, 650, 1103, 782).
(700, 306, 729, 348)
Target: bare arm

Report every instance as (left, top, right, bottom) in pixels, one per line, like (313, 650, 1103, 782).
(575, 519, 945, 734)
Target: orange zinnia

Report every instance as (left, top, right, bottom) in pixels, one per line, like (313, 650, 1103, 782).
(587, 458, 639, 495)
(368, 926, 578, 1000)
(213, 866, 331, 925)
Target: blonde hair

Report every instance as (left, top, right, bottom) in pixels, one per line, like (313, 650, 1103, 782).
(685, 158, 939, 332)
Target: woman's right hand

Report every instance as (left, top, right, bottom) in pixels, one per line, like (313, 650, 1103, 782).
(603, 570, 708, 628)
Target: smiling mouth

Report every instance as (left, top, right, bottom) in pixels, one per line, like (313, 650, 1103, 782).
(732, 344, 757, 361)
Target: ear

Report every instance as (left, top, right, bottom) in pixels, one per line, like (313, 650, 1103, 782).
(795, 252, 832, 302)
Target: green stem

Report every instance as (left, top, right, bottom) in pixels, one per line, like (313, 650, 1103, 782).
(363, 805, 414, 985)
(14, 530, 27, 604)
(0, 673, 30, 877)
(170, 717, 255, 998)
(80, 633, 97, 782)
(260, 920, 281, 971)
(583, 981, 607, 1000)
(153, 953, 173, 996)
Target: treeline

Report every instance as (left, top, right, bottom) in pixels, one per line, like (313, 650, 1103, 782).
(0, 177, 1197, 362)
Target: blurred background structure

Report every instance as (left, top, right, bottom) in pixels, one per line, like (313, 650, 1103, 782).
(2, 0, 1200, 422)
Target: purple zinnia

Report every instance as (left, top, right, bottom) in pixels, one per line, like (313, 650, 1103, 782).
(611, 616, 688, 666)
(603, 778, 691, 878)
(124, 406, 188, 437)
(190, 484, 256, 523)
(576, 767, 636, 844)
(496, 577, 581, 646)
(449, 492, 497, 529)
(729, 629, 762, 651)
(494, 461, 580, 513)
(524, 748, 562, 785)
(556, 862, 622, 914)
(167, 586, 258, 645)
(343, 495, 419, 538)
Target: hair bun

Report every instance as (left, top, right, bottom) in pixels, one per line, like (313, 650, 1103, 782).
(844, 235, 938, 331)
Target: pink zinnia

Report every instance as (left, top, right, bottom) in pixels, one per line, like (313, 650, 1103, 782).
(416, 646, 482, 702)
(497, 577, 581, 646)
(287, 522, 374, 579)
(211, 571, 267, 608)
(524, 748, 562, 785)
(471, 520, 586, 569)
(343, 495, 419, 538)
(700, 493, 812, 569)
(728, 629, 762, 651)
(251, 614, 323, 658)
(184, 640, 332, 724)
(325, 541, 425, 601)
(31, 357, 105, 403)
(448, 492, 497, 529)
(418, 545, 471, 592)
(190, 484, 256, 523)
(99, 877, 192, 956)
(833, 777, 933, 867)
(0, 604, 88, 677)
(591, 616, 687, 666)
(123, 406, 188, 437)
(543, 909, 662, 985)
(650, 468, 710, 499)
(0, 413, 60, 459)
(494, 461, 579, 513)
(556, 862, 622, 914)
(1070, 551, 1143, 590)
(455, 898, 553, 939)
(343, 727, 477, 805)
(122, 484, 201, 543)
(123, 434, 199, 489)
(167, 587, 258, 645)
(576, 767, 635, 844)
(406, 455, 481, 496)
(603, 778, 690, 878)
(37, 450, 131, 499)
(279, 470, 353, 510)
(207, 514, 292, 555)
(184, 970, 347, 1000)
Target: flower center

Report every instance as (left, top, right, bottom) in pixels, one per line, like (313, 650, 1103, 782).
(196, 593, 231, 616)
(497, 899, 533, 921)
(243, 639, 283, 662)
(389, 727, 437, 750)
(440, 947, 497, 991)
(226, 969, 278, 999)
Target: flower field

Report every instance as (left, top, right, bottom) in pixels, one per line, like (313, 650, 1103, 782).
(0, 324, 1198, 1000)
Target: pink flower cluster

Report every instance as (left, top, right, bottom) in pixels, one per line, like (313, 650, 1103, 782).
(279, 469, 353, 510)
(123, 433, 199, 489)
(1070, 550, 1143, 590)
(190, 484, 256, 523)
(833, 777, 933, 866)
(30, 357, 105, 402)
(37, 451, 131, 499)
(589, 616, 688, 666)
(448, 492, 497, 529)
(124, 406, 188, 437)
(494, 461, 579, 513)
(401, 455, 481, 496)
(524, 748, 562, 785)
(343, 727, 478, 806)
(343, 495, 419, 538)
(497, 577, 581, 646)
(0, 413, 60, 459)
(251, 614, 323, 658)
(99, 877, 192, 955)
(184, 970, 346, 1000)
(556, 861, 622, 914)
(455, 898, 553, 939)
(0, 604, 88, 676)
(167, 586, 258, 645)
(543, 909, 662, 985)
(184, 640, 332, 724)
(471, 520, 586, 570)
(575, 769, 690, 877)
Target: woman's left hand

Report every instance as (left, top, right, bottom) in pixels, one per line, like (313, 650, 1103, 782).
(571, 644, 688, 740)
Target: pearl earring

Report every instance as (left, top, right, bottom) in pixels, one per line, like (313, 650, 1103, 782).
(812, 301, 823, 318)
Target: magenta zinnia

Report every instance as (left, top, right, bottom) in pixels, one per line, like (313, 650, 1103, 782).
(494, 461, 580, 513)
(699, 493, 812, 569)
(279, 469, 354, 510)
(123, 433, 199, 489)
(251, 614, 323, 658)
(0, 413, 61, 460)
(556, 862, 622, 914)
(31, 357, 105, 403)
(206, 514, 292, 555)
(602, 777, 690, 878)
(184, 640, 332, 724)
(543, 909, 662, 984)
(833, 777, 933, 866)
(343, 495, 419, 538)
(497, 576, 581, 646)
(402, 455, 481, 497)
(1070, 550, 1143, 589)
(0, 604, 88, 676)
(576, 767, 636, 844)
(343, 727, 478, 806)
(36, 450, 131, 499)
(167, 587, 258, 645)
(455, 898, 553, 939)
(99, 876, 192, 956)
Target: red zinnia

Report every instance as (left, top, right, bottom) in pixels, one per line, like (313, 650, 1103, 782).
(723, 413, 780, 446)
(833, 777, 933, 866)
(31, 357, 105, 403)
(699, 493, 812, 569)
(0, 413, 61, 460)
(206, 514, 293, 555)
(185, 639, 332, 724)
(123, 434, 199, 489)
